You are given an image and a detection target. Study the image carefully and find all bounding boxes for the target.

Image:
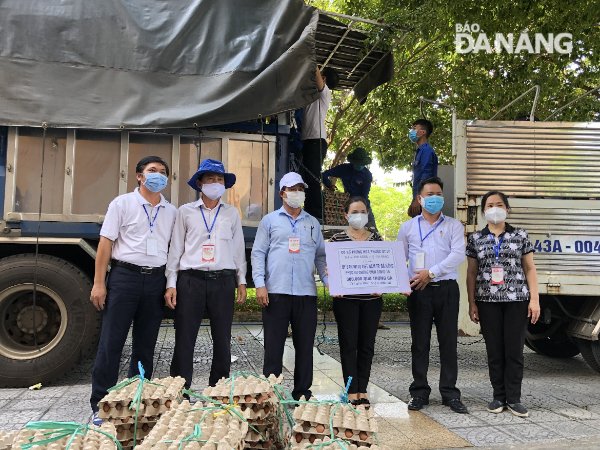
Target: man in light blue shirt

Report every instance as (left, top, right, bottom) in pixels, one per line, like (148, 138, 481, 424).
(251, 172, 328, 400)
(397, 176, 468, 414)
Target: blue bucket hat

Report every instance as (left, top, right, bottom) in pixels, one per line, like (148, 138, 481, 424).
(188, 159, 236, 191)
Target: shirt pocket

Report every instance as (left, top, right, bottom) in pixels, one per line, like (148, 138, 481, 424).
(218, 220, 233, 241)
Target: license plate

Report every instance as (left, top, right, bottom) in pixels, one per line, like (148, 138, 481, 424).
(530, 235, 600, 255)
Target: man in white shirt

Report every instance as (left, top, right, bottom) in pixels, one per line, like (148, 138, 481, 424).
(301, 66, 339, 220)
(397, 176, 468, 414)
(166, 159, 247, 389)
(89, 156, 177, 424)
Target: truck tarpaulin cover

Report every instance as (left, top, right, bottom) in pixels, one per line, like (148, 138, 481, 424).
(0, 0, 320, 129)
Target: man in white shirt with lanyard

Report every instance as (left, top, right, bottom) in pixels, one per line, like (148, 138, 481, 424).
(165, 159, 247, 390)
(89, 156, 177, 424)
(397, 176, 468, 414)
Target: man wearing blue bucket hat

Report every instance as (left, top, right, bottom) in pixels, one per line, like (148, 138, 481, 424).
(166, 159, 247, 389)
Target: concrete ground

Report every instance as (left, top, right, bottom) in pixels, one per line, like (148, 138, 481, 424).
(1, 323, 600, 449)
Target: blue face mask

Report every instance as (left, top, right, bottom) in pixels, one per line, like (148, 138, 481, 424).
(353, 164, 365, 171)
(143, 172, 168, 193)
(408, 129, 418, 143)
(421, 195, 444, 214)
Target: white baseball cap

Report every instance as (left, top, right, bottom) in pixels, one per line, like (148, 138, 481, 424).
(279, 172, 308, 191)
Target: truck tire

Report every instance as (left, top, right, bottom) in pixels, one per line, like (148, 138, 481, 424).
(525, 335, 580, 358)
(0, 254, 100, 387)
(577, 339, 600, 374)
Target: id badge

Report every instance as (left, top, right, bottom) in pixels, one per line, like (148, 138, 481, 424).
(491, 265, 505, 285)
(288, 237, 300, 253)
(414, 252, 425, 270)
(201, 241, 216, 263)
(146, 237, 158, 256)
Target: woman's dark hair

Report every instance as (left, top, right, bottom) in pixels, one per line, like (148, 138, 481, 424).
(480, 191, 510, 213)
(344, 196, 369, 213)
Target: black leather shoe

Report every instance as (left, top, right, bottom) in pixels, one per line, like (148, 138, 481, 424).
(407, 397, 429, 411)
(443, 398, 468, 414)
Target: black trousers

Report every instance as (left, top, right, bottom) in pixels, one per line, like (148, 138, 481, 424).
(477, 300, 529, 404)
(333, 297, 382, 393)
(170, 270, 236, 388)
(301, 138, 327, 220)
(262, 294, 317, 400)
(90, 266, 165, 411)
(408, 280, 461, 401)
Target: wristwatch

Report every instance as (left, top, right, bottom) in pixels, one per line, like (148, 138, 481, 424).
(428, 270, 436, 279)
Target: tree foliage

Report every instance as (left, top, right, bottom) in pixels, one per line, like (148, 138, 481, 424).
(369, 184, 412, 240)
(313, 0, 600, 171)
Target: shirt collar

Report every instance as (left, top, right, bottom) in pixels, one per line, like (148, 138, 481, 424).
(134, 187, 167, 207)
(418, 212, 445, 226)
(195, 197, 224, 210)
(278, 206, 308, 221)
(481, 223, 515, 236)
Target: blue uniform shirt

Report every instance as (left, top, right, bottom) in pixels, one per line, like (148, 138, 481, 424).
(322, 163, 373, 204)
(412, 142, 438, 198)
(251, 207, 328, 296)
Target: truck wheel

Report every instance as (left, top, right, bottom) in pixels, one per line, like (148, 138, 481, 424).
(525, 334, 580, 358)
(577, 339, 600, 373)
(0, 254, 100, 387)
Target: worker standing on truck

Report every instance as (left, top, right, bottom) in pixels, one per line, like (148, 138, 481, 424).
(466, 190, 540, 418)
(397, 176, 468, 414)
(408, 119, 438, 218)
(89, 156, 177, 425)
(165, 159, 247, 390)
(301, 66, 339, 221)
(251, 172, 328, 400)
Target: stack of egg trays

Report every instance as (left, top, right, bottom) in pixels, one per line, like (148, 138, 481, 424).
(98, 375, 186, 449)
(136, 399, 248, 449)
(291, 401, 380, 448)
(5, 423, 118, 449)
(201, 373, 289, 449)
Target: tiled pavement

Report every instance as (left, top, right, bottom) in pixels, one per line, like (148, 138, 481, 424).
(1, 323, 600, 449)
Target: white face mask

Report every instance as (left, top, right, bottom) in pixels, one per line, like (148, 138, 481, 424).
(202, 182, 226, 200)
(485, 206, 507, 224)
(284, 190, 305, 209)
(347, 213, 368, 230)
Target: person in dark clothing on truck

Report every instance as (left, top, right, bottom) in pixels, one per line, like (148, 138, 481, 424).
(322, 147, 376, 229)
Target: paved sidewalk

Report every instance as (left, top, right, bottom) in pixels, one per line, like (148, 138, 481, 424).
(1, 323, 599, 449)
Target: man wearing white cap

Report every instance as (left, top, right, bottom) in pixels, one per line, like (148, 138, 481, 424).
(251, 172, 328, 400)
(166, 159, 247, 389)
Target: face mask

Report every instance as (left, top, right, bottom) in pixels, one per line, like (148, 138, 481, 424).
(353, 164, 365, 171)
(420, 195, 444, 214)
(143, 172, 168, 193)
(284, 191, 305, 209)
(485, 206, 507, 224)
(348, 213, 368, 230)
(408, 129, 419, 143)
(202, 182, 226, 200)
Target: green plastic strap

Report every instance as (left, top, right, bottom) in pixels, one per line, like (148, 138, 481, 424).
(22, 421, 122, 450)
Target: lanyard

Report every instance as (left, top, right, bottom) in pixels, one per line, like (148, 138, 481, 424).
(142, 204, 161, 234)
(286, 215, 299, 234)
(200, 204, 222, 239)
(418, 216, 444, 247)
(489, 234, 504, 260)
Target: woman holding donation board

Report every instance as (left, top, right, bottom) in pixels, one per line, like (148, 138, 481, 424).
(466, 190, 540, 418)
(329, 196, 383, 406)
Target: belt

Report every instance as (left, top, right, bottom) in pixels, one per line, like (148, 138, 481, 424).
(182, 269, 237, 280)
(426, 279, 456, 288)
(111, 259, 165, 275)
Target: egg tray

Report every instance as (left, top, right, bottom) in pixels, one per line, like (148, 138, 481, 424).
(5, 422, 118, 449)
(114, 420, 156, 441)
(292, 438, 388, 450)
(98, 376, 185, 419)
(293, 403, 377, 433)
(135, 400, 248, 450)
